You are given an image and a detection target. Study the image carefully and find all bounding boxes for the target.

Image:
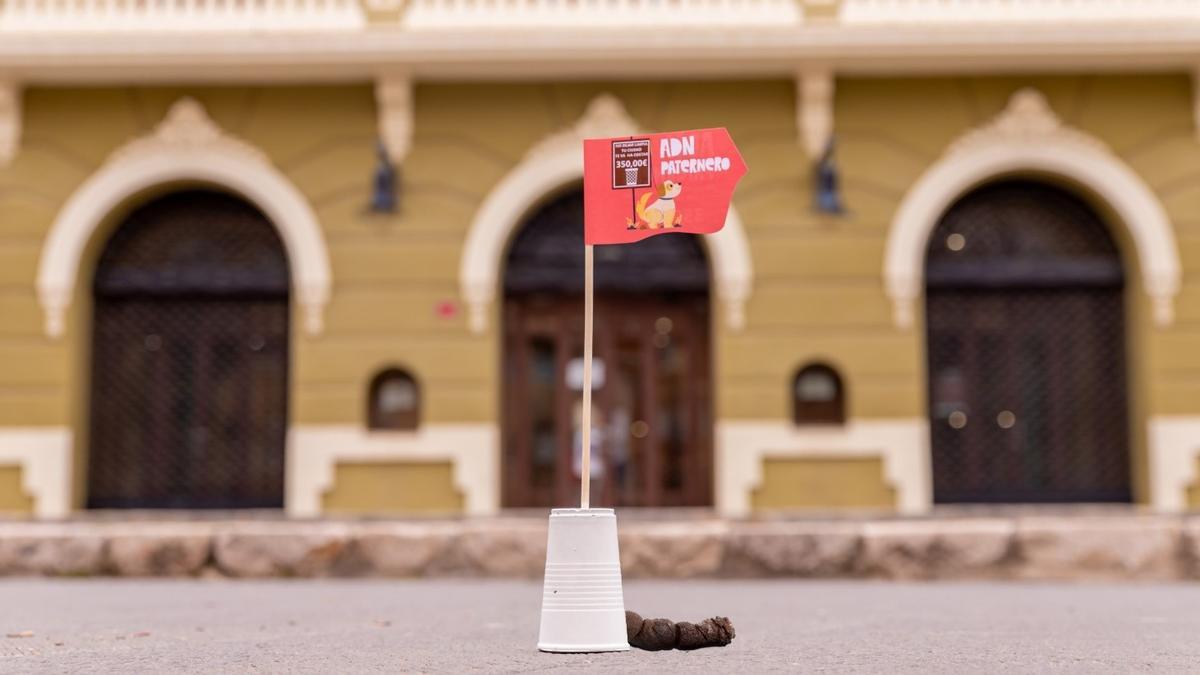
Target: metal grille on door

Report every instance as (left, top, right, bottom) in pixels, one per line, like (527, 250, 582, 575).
(925, 180, 1132, 503)
(87, 190, 290, 509)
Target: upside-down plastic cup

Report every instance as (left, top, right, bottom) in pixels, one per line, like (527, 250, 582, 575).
(537, 508, 630, 653)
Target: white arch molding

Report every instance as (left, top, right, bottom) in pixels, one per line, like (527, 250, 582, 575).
(36, 98, 332, 337)
(885, 88, 1181, 328)
(460, 94, 754, 333)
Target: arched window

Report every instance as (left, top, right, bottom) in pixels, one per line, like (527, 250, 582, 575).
(368, 368, 420, 431)
(792, 363, 845, 426)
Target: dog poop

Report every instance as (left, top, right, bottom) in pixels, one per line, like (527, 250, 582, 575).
(624, 611, 735, 651)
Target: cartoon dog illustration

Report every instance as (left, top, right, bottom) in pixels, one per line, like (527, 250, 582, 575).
(626, 180, 683, 230)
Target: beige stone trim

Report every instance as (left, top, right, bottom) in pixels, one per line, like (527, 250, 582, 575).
(0, 80, 19, 167)
(11, 6, 1200, 82)
(885, 88, 1181, 329)
(3, 0, 1197, 37)
(796, 68, 834, 160)
(36, 97, 332, 338)
(287, 423, 498, 517)
(1149, 416, 1200, 513)
(717, 418, 930, 517)
(0, 0, 365, 32)
(0, 427, 72, 519)
(375, 73, 412, 164)
(1192, 65, 1200, 143)
(841, 0, 1200, 23)
(459, 93, 753, 334)
(402, 0, 800, 29)
(15, 29, 1200, 82)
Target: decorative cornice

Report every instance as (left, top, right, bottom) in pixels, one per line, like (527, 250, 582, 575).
(12, 27, 1200, 82)
(365, 0, 406, 12)
(949, 88, 1105, 156)
(527, 93, 642, 160)
(12, 2, 1200, 81)
(0, 82, 20, 167)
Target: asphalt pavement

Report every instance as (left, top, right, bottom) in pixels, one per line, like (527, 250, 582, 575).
(2, 579, 1199, 673)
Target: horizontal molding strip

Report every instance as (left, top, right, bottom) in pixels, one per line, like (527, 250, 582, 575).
(9, 23, 1200, 80)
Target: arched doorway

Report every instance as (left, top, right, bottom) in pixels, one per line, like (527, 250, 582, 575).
(925, 179, 1132, 503)
(87, 190, 290, 509)
(502, 189, 712, 508)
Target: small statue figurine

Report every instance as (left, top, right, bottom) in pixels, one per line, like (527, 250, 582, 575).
(371, 140, 398, 213)
(815, 137, 845, 215)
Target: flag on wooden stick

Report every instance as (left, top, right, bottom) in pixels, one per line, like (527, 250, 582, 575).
(583, 128, 747, 245)
(575, 127, 746, 510)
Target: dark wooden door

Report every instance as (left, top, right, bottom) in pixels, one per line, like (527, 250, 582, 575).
(87, 190, 289, 509)
(501, 189, 713, 508)
(503, 296, 711, 508)
(926, 181, 1131, 503)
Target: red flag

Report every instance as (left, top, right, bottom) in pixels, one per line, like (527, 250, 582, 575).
(583, 128, 747, 245)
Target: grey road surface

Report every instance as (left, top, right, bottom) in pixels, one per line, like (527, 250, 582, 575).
(2, 579, 1199, 674)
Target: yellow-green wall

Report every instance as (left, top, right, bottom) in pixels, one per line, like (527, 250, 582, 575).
(751, 458, 895, 510)
(1189, 457, 1200, 509)
(322, 461, 463, 514)
(0, 466, 33, 513)
(3, 76, 1200, 509)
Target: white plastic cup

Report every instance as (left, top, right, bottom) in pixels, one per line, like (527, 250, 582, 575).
(537, 508, 630, 653)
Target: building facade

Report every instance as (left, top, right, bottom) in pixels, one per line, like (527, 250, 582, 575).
(2, 1, 1200, 518)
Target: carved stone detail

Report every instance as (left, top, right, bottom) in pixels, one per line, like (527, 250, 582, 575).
(885, 86, 1180, 332)
(37, 96, 332, 339)
(527, 93, 643, 159)
(949, 88, 1105, 156)
(116, 97, 267, 164)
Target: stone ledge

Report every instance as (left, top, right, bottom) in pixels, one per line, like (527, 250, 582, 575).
(1014, 515, 1186, 581)
(0, 515, 1197, 580)
(857, 519, 1017, 580)
(720, 521, 861, 577)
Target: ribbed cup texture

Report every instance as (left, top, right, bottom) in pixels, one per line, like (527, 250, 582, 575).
(541, 562, 625, 612)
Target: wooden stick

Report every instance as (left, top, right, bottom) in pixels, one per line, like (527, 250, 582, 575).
(580, 244, 594, 510)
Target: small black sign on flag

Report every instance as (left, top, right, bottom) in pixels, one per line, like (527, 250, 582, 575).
(611, 139, 651, 189)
